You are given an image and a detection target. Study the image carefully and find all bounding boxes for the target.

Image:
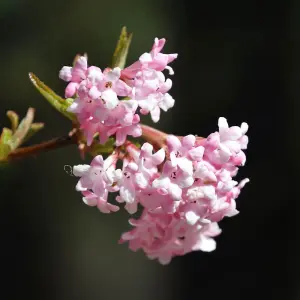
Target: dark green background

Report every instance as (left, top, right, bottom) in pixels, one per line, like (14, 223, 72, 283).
(0, 0, 299, 299)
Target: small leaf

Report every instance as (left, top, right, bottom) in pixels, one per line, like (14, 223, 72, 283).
(29, 72, 76, 121)
(6, 111, 19, 132)
(23, 122, 45, 143)
(10, 108, 35, 150)
(0, 144, 11, 161)
(0, 128, 13, 144)
(0, 128, 13, 160)
(89, 138, 115, 156)
(111, 26, 133, 69)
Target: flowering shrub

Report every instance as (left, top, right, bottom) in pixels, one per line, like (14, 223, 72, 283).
(0, 27, 249, 264)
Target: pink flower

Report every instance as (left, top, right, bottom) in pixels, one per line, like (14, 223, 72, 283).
(141, 38, 178, 74)
(100, 67, 132, 96)
(130, 69, 175, 123)
(116, 161, 139, 213)
(64, 40, 250, 265)
(73, 155, 121, 213)
(106, 121, 142, 147)
(152, 161, 194, 201)
(138, 187, 179, 214)
(82, 190, 120, 213)
(167, 135, 205, 169)
(59, 56, 88, 98)
(138, 92, 175, 123)
(122, 38, 178, 78)
(116, 142, 165, 213)
(120, 210, 221, 265)
(204, 117, 248, 167)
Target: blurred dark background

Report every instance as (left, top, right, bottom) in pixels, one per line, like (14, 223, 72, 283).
(0, 0, 298, 299)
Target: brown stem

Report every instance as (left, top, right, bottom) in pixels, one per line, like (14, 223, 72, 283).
(4, 135, 77, 162)
(0, 123, 204, 163)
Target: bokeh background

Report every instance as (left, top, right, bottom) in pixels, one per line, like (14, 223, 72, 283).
(0, 0, 299, 299)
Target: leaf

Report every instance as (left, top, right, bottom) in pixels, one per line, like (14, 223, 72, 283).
(89, 138, 115, 156)
(23, 122, 45, 144)
(0, 128, 13, 144)
(111, 26, 133, 69)
(9, 107, 35, 150)
(29, 72, 76, 121)
(0, 128, 13, 160)
(6, 111, 19, 132)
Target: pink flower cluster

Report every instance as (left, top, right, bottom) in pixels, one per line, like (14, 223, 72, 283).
(59, 38, 177, 146)
(73, 117, 249, 264)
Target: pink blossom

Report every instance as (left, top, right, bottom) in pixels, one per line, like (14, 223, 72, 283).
(60, 39, 177, 146)
(131, 70, 175, 122)
(100, 67, 132, 96)
(119, 118, 249, 263)
(116, 142, 165, 213)
(106, 121, 142, 147)
(64, 41, 250, 265)
(204, 117, 248, 167)
(120, 210, 221, 265)
(73, 155, 121, 213)
(59, 56, 88, 98)
(152, 161, 194, 201)
(122, 38, 178, 78)
(82, 190, 119, 214)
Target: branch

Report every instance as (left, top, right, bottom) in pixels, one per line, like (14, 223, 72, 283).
(3, 134, 77, 162)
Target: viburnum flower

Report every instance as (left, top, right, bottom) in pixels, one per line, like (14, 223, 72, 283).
(59, 56, 88, 98)
(59, 38, 177, 146)
(8, 28, 252, 267)
(130, 69, 174, 122)
(122, 38, 178, 78)
(71, 114, 249, 264)
(73, 154, 121, 213)
(54, 32, 251, 265)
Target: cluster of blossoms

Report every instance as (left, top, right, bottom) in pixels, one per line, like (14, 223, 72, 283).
(72, 118, 249, 264)
(60, 37, 249, 264)
(59, 38, 177, 146)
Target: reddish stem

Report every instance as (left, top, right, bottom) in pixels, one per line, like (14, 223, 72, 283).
(140, 124, 168, 150)
(1, 123, 204, 163)
(5, 135, 77, 161)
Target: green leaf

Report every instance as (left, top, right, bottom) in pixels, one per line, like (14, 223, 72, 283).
(6, 111, 19, 132)
(0, 128, 13, 144)
(89, 138, 115, 156)
(111, 26, 133, 69)
(9, 107, 35, 150)
(29, 72, 76, 121)
(0, 128, 13, 160)
(23, 122, 45, 143)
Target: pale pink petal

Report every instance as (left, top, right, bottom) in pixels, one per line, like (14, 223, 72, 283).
(65, 82, 79, 98)
(182, 135, 196, 149)
(167, 135, 181, 152)
(82, 195, 98, 206)
(91, 155, 104, 167)
(189, 146, 204, 161)
(192, 236, 216, 252)
(185, 211, 200, 225)
(150, 105, 160, 123)
(101, 89, 119, 109)
(59, 66, 72, 81)
(73, 164, 90, 177)
(88, 86, 101, 99)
